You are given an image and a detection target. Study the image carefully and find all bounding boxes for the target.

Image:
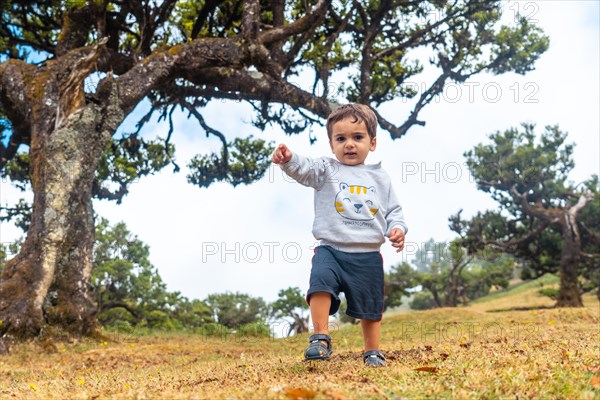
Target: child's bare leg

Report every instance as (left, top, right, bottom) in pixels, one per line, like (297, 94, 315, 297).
(304, 292, 333, 360)
(360, 319, 381, 351)
(309, 292, 332, 335)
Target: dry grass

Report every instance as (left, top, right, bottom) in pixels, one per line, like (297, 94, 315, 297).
(1, 293, 598, 399)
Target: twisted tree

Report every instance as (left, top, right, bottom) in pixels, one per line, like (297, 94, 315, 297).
(451, 124, 599, 307)
(270, 287, 309, 336)
(0, 0, 548, 340)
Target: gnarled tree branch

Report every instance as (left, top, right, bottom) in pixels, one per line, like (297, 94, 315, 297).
(259, 0, 328, 45)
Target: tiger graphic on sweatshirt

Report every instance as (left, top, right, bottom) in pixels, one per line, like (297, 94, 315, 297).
(334, 183, 380, 221)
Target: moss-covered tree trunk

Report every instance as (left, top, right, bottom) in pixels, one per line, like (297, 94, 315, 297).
(0, 116, 106, 336)
(0, 47, 123, 339)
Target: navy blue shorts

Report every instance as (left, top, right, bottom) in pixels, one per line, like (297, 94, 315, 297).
(307, 245, 384, 321)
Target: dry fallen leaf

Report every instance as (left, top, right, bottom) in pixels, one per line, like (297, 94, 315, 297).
(371, 385, 390, 399)
(414, 366, 439, 373)
(585, 365, 600, 374)
(591, 376, 600, 389)
(284, 387, 317, 400)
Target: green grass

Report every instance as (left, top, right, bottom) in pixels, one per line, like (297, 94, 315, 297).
(471, 273, 560, 305)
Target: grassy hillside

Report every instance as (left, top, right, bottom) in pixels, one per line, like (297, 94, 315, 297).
(469, 274, 561, 312)
(1, 289, 598, 399)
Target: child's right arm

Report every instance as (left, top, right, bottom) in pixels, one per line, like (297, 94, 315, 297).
(272, 143, 293, 165)
(272, 143, 327, 189)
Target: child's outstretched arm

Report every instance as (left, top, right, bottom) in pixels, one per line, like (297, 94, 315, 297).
(272, 143, 293, 164)
(274, 144, 326, 189)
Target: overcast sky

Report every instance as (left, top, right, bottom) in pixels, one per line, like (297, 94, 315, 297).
(1, 1, 598, 304)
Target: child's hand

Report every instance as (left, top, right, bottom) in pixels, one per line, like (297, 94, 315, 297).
(389, 228, 405, 252)
(272, 143, 293, 164)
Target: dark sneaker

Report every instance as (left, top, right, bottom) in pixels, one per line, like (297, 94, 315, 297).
(363, 350, 386, 367)
(304, 334, 333, 360)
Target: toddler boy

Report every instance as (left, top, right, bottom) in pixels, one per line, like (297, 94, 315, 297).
(271, 104, 407, 367)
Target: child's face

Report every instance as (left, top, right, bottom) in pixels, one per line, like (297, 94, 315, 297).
(329, 117, 376, 165)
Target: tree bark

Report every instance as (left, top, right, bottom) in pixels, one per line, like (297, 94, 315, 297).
(555, 207, 585, 307)
(426, 283, 442, 308)
(444, 253, 471, 307)
(45, 109, 119, 333)
(445, 267, 458, 307)
(0, 50, 123, 338)
(0, 106, 121, 336)
(290, 313, 309, 336)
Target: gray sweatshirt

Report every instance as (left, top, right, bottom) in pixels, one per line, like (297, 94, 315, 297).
(281, 153, 408, 252)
